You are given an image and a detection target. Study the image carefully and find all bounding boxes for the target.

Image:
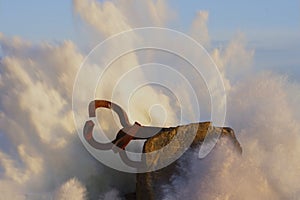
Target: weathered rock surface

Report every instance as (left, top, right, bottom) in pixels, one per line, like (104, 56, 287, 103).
(133, 122, 242, 200)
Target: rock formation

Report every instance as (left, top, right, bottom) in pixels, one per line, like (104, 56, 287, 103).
(130, 122, 242, 200)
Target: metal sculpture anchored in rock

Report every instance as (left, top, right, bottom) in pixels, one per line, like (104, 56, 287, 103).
(83, 100, 242, 170)
(84, 100, 162, 150)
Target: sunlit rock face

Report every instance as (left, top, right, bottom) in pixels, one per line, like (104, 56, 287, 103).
(135, 122, 242, 200)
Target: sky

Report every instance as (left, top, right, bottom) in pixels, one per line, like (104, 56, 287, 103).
(1, 1, 299, 41)
(1, 0, 299, 79)
(0, 1, 300, 199)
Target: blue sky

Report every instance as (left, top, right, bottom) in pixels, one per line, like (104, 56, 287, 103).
(0, 0, 75, 41)
(1, 0, 299, 79)
(1, 0, 299, 41)
(174, 1, 300, 33)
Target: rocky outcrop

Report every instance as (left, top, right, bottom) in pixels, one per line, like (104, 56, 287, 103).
(134, 122, 242, 200)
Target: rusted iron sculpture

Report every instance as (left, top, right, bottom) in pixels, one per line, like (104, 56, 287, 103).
(83, 100, 241, 168)
(83, 100, 163, 150)
(84, 100, 166, 167)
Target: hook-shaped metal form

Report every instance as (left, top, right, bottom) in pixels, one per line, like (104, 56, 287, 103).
(83, 100, 162, 169)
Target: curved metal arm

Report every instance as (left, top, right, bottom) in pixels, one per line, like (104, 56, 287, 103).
(83, 99, 162, 169)
(88, 100, 131, 128)
(83, 120, 113, 150)
(84, 100, 142, 150)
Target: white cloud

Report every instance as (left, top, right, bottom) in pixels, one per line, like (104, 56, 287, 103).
(211, 33, 255, 90)
(99, 188, 121, 200)
(0, 145, 43, 184)
(0, 0, 176, 196)
(163, 34, 300, 200)
(0, 0, 299, 199)
(189, 11, 210, 48)
(0, 35, 104, 198)
(73, 0, 174, 38)
(54, 178, 87, 200)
